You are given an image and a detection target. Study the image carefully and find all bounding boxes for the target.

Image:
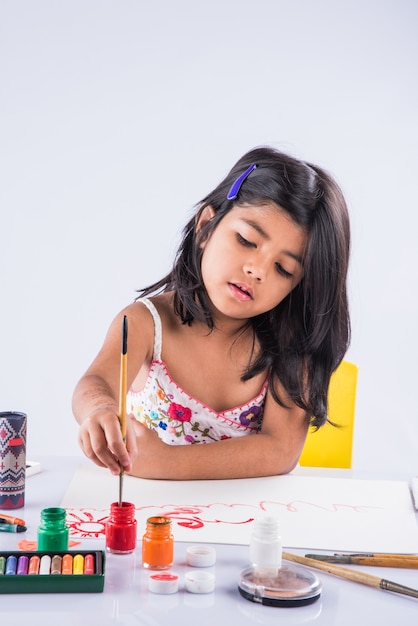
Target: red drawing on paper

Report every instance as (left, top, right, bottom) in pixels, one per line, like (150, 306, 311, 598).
(66, 509, 110, 538)
(65, 499, 383, 539)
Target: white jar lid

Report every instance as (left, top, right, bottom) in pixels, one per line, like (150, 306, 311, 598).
(148, 572, 179, 594)
(185, 570, 215, 594)
(186, 545, 216, 567)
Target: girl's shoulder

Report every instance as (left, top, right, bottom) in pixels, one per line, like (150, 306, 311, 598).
(132, 293, 180, 331)
(111, 295, 177, 370)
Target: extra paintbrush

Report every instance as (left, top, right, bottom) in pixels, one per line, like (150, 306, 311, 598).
(118, 315, 128, 507)
(282, 551, 418, 599)
(305, 553, 418, 569)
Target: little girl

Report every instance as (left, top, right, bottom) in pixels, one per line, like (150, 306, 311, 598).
(73, 146, 350, 480)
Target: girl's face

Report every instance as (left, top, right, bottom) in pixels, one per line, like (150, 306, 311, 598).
(199, 203, 307, 322)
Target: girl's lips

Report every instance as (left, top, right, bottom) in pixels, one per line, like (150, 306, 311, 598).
(228, 282, 253, 301)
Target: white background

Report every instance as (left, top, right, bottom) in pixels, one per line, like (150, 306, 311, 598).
(1, 0, 417, 475)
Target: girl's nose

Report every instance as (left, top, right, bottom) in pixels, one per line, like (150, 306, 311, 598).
(244, 262, 264, 282)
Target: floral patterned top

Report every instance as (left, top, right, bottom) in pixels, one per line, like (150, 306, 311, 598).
(127, 298, 267, 445)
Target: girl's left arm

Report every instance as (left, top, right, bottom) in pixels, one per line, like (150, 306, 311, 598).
(129, 389, 310, 480)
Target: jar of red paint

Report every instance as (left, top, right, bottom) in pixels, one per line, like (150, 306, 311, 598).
(105, 501, 137, 554)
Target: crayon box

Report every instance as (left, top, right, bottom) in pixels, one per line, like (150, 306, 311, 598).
(0, 550, 105, 593)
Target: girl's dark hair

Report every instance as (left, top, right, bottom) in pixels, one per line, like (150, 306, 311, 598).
(137, 146, 351, 428)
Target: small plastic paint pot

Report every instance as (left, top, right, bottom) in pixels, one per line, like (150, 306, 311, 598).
(106, 501, 137, 555)
(148, 572, 179, 594)
(37, 507, 69, 552)
(142, 516, 173, 570)
(185, 570, 215, 594)
(186, 545, 216, 568)
(238, 564, 322, 608)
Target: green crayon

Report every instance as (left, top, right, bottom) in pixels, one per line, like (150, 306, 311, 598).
(0, 522, 27, 533)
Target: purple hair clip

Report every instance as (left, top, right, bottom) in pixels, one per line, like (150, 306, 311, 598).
(226, 163, 257, 200)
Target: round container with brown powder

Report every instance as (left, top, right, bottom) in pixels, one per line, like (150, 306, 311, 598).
(238, 562, 322, 607)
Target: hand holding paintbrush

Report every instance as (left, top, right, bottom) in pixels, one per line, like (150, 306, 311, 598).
(118, 315, 128, 506)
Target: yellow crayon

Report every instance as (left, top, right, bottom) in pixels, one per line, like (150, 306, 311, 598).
(73, 554, 84, 575)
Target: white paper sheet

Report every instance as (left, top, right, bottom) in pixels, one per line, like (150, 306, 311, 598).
(60, 464, 418, 553)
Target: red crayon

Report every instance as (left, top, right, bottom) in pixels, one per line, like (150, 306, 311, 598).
(84, 554, 95, 575)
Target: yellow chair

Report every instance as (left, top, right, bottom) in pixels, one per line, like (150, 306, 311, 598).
(299, 360, 358, 468)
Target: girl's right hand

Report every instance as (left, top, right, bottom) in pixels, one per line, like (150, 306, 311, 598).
(77, 406, 138, 476)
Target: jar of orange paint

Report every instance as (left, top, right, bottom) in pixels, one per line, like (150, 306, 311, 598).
(142, 516, 174, 569)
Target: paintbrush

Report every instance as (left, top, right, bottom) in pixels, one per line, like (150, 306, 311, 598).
(305, 553, 418, 569)
(282, 551, 418, 599)
(118, 315, 128, 506)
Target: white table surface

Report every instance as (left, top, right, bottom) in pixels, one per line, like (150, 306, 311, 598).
(1, 457, 417, 626)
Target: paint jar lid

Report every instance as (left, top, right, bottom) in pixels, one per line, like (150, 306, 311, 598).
(185, 570, 215, 594)
(186, 545, 216, 567)
(148, 572, 179, 594)
(238, 563, 322, 608)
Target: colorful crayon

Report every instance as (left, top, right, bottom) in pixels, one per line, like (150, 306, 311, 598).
(0, 522, 27, 533)
(84, 554, 95, 574)
(73, 554, 84, 575)
(5, 555, 17, 575)
(28, 555, 40, 575)
(0, 551, 97, 583)
(0, 514, 26, 526)
(51, 555, 62, 575)
(17, 556, 29, 575)
(39, 555, 51, 575)
(62, 554, 73, 575)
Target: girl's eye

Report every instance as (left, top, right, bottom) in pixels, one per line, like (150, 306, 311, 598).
(237, 233, 256, 248)
(276, 263, 293, 279)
